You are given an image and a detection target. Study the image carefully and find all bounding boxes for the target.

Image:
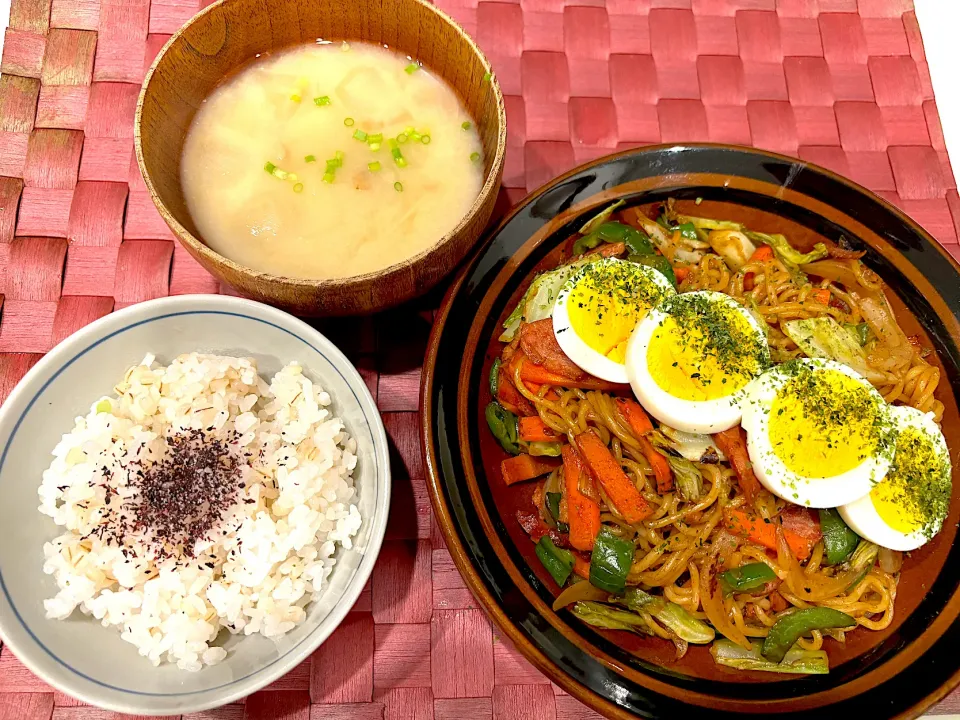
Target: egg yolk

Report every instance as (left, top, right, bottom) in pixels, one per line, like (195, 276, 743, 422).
(566, 263, 669, 364)
(870, 426, 950, 537)
(645, 301, 764, 401)
(768, 368, 886, 479)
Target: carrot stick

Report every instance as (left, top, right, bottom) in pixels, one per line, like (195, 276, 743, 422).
(722, 507, 817, 560)
(510, 352, 629, 392)
(496, 373, 534, 416)
(638, 436, 674, 494)
(501, 454, 561, 486)
(811, 288, 831, 305)
(613, 398, 673, 493)
(518, 416, 560, 442)
(749, 245, 775, 262)
(573, 554, 591, 580)
(574, 431, 652, 524)
(614, 397, 654, 436)
(562, 445, 602, 552)
(713, 426, 761, 507)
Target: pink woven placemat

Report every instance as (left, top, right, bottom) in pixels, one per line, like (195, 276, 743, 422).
(0, 0, 959, 718)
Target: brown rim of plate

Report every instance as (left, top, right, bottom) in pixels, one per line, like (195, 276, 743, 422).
(421, 142, 960, 719)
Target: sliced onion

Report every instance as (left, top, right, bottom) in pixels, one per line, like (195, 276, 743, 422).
(878, 547, 903, 574)
(552, 579, 609, 611)
(699, 561, 751, 650)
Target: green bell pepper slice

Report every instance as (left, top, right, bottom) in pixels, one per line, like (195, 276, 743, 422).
(485, 402, 520, 455)
(819, 508, 860, 565)
(761, 607, 856, 663)
(589, 528, 634, 594)
(536, 536, 574, 586)
(718, 563, 777, 595)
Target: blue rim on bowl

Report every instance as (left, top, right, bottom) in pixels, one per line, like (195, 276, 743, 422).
(0, 294, 390, 715)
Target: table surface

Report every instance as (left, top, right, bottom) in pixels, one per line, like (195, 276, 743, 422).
(1, 0, 960, 719)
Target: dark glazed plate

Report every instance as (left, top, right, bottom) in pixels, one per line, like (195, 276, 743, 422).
(420, 144, 960, 719)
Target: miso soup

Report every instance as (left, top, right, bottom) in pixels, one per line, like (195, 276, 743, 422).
(181, 41, 484, 280)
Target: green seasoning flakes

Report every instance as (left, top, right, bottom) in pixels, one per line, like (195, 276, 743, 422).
(304, 154, 316, 163)
(461, 121, 472, 130)
(483, 71, 493, 82)
(872, 419, 951, 540)
(313, 96, 331, 106)
(470, 151, 481, 163)
(290, 93, 302, 103)
(368, 161, 381, 172)
(405, 62, 419, 74)
(766, 360, 895, 477)
(656, 292, 770, 382)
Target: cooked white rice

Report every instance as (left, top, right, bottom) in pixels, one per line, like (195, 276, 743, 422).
(38, 353, 362, 671)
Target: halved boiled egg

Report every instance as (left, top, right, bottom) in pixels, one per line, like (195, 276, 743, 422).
(839, 405, 952, 551)
(741, 358, 895, 508)
(552, 257, 675, 383)
(625, 290, 769, 434)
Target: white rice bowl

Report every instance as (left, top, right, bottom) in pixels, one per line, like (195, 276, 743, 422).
(38, 352, 362, 672)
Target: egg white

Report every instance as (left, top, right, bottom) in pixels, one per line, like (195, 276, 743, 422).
(552, 258, 675, 383)
(741, 358, 894, 508)
(624, 291, 768, 434)
(839, 405, 951, 551)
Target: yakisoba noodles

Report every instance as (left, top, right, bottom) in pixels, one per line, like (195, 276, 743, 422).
(486, 198, 950, 674)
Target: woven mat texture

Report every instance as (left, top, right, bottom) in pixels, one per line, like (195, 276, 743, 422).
(1, 0, 959, 718)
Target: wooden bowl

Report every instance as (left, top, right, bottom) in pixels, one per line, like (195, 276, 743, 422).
(135, 0, 506, 316)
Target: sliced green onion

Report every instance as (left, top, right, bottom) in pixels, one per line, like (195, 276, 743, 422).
(368, 161, 381, 172)
(409, 131, 422, 142)
(461, 121, 472, 130)
(397, 133, 408, 144)
(390, 140, 407, 167)
(322, 171, 335, 183)
(404, 126, 415, 135)
(344, 117, 355, 127)
(483, 71, 493, 82)
(367, 132, 383, 144)
(293, 183, 304, 193)
(326, 159, 339, 172)
(369, 142, 381, 152)
(304, 154, 316, 163)
(288, 173, 298, 182)
(420, 134, 431, 144)
(394, 181, 403, 192)
(95, 398, 111, 414)
(290, 93, 301, 103)
(313, 96, 330, 106)
(334, 150, 344, 163)
(264, 161, 289, 180)
(470, 151, 481, 163)
(353, 129, 368, 141)
(404, 62, 419, 74)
